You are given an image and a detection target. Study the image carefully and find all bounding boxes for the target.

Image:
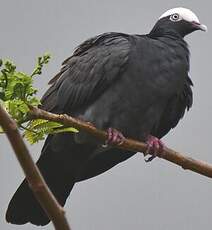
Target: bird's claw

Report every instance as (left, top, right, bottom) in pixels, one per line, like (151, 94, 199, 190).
(144, 135, 165, 162)
(103, 128, 125, 147)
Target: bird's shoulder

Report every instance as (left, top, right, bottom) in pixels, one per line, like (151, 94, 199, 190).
(41, 32, 132, 112)
(48, 32, 131, 85)
(72, 32, 131, 57)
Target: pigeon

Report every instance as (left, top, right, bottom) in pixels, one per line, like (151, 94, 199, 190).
(6, 7, 207, 226)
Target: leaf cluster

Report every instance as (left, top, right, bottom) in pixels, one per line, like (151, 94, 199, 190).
(24, 119, 78, 144)
(0, 54, 50, 122)
(0, 54, 78, 143)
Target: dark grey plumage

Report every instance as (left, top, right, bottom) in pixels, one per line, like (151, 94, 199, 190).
(7, 8, 204, 226)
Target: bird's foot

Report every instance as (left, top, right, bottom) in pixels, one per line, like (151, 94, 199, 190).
(145, 135, 165, 162)
(103, 128, 125, 147)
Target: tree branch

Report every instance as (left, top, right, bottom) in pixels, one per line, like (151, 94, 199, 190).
(29, 106, 212, 178)
(0, 105, 71, 230)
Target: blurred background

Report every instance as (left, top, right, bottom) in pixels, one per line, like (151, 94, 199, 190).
(0, 0, 211, 229)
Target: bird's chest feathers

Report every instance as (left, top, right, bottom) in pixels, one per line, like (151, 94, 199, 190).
(132, 39, 189, 97)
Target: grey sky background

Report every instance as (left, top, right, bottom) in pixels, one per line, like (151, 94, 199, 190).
(0, 0, 212, 229)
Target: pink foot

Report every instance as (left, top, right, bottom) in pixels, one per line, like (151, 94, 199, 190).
(145, 135, 165, 162)
(105, 128, 125, 146)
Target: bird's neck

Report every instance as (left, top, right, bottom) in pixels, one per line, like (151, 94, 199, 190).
(147, 27, 190, 67)
(148, 26, 184, 40)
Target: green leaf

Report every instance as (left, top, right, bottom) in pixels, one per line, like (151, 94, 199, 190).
(23, 119, 78, 144)
(0, 126, 4, 133)
(18, 102, 29, 114)
(28, 97, 40, 106)
(31, 53, 51, 77)
(0, 54, 51, 124)
(51, 127, 78, 134)
(0, 55, 79, 144)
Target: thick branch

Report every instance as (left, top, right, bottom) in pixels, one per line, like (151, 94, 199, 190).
(29, 106, 212, 178)
(0, 105, 71, 230)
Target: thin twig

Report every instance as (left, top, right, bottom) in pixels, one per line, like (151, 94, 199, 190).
(29, 106, 212, 178)
(0, 105, 71, 230)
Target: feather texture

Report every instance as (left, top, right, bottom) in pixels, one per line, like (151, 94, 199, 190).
(7, 9, 200, 225)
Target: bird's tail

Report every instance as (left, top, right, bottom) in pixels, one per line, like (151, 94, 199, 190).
(6, 134, 77, 226)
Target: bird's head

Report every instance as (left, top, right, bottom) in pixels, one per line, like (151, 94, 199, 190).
(150, 7, 207, 38)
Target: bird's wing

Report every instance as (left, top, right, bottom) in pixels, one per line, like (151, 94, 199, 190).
(40, 32, 130, 113)
(153, 75, 193, 138)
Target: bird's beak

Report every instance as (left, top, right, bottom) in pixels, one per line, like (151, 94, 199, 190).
(192, 21, 208, 32)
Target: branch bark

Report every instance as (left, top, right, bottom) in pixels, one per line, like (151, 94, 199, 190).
(29, 106, 212, 178)
(0, 105, 71, 230)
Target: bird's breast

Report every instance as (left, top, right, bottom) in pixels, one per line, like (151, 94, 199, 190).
(79, 71, 167, 140)
(79, 37, 189, 140)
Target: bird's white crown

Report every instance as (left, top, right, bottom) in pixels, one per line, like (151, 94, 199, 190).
(159, 7, 200, 23)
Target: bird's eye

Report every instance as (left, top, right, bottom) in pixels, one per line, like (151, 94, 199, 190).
(170, 13, 181, 22)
